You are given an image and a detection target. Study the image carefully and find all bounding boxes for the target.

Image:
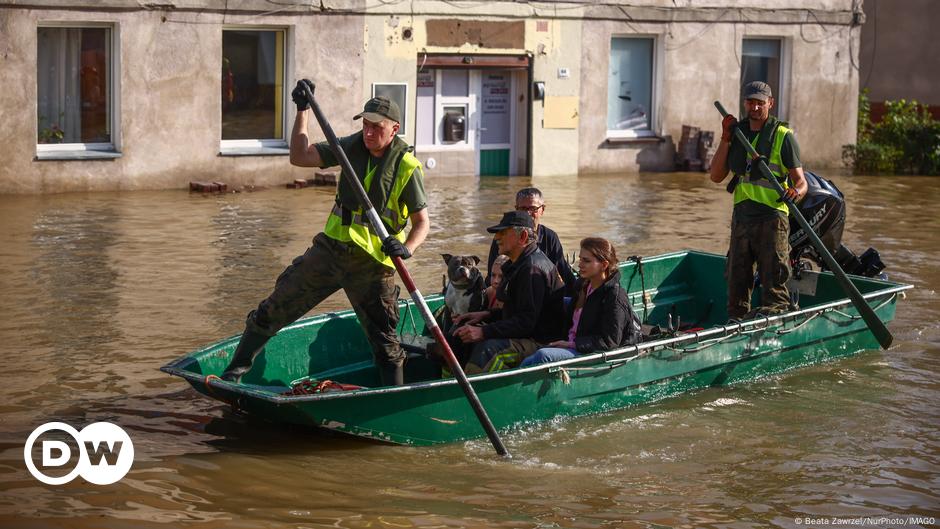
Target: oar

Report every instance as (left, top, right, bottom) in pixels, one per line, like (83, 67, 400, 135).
(303, 83, 510, 457)
(714, 101, 893, 349)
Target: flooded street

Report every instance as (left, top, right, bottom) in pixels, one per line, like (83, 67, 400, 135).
(0, 172, 937, 528)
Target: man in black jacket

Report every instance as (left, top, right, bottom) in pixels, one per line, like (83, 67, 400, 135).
(485, 188, 576, 289)
(454, 211, 566, 373)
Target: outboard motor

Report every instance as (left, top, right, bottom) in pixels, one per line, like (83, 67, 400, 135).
(788, 171, 886, 278)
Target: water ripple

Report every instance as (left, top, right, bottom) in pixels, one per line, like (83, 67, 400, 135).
(0, 175, 937, 528)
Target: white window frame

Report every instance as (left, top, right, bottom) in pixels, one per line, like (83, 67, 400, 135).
(219, 25, 290, 155)
(372, 82, 408, 137)
(423, 69, 478, 151)
(740, 37, 789, 121)
(605, 34, 662, 139)
(35, 22, 121, 159)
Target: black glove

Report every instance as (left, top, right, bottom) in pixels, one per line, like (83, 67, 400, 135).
(291, 79, 314, 112)
(381, 236, 411, 259)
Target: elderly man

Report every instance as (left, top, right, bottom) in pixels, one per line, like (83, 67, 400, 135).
(454, 211, 566, 373)
(709, 81, 808, 320)
(219, 82, 429, 386)
(485, 187, 576, 289)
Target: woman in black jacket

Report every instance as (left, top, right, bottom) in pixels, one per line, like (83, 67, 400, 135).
(520, 237, 641, 366)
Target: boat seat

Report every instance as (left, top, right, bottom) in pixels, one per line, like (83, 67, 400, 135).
(641, 324, 662, 342)
(399, 333, 437, 358)
(399, 333, 446, 382)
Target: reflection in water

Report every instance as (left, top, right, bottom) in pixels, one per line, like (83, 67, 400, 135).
(30, 205, 122, 352)
(0, 174, 937, 528)
(209, 199, 296, 334)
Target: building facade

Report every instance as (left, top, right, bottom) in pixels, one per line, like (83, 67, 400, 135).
(858, 0, 940, 121)
(0, 0, 863, 193)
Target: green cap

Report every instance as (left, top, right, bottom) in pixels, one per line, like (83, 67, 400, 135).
(743, 81, 773, 101)
(354, 96, 401, 123)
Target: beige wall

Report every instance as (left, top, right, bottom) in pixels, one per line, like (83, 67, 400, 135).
(578, 18, 675, 174)
(363, 13, 417, 137)
(859, 0, 940, 106)
(578, 10, 860, 173)
(529, 18, 581, 177)
(0, 7, 364, 193)
(1, 0, 863, 193)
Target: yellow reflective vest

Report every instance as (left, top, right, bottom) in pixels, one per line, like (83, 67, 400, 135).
(733, 121, 793, 215)
(323, 135, 423, 268)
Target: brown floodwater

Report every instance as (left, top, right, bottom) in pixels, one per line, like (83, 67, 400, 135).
(0, 172, 937, 528)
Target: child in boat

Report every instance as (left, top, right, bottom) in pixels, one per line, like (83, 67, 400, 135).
(438, 254, 509, 375)
(485, 254, 510, 310)
(520, 237, 641, 366)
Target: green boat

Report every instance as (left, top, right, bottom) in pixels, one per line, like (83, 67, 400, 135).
(161, 250, 911, 446)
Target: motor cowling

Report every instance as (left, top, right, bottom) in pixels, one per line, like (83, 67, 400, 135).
(788, 171, 885, 278)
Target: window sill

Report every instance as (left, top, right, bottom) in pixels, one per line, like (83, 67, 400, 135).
(414, 144, 475, 152)
(35, 149, 121, 161)
(604, 135, 665, 145)
(219, 146, 290, 157)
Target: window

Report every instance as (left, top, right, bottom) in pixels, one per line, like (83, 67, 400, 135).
(36, 24, 118, 157)
(741, 39, 783, 116)
(441, 70, 468, 98)
(221, 28, 286, 150)
(481, 72, 511, 145)
(607, 37, 655, 137)
(414, 68, 477, 148)
(415, 70, 435, 145)
(372, 83, 407, 136)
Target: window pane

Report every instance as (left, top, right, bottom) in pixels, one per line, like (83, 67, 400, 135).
(222, 30, 284, 140)
(441, 70, 468, 97)
(481, 72, 510, 145)
(415, 70, 435, 145)
(741, 39, 781, 108)
(607, 38, 652, 131)
(373, 83, 407, 135)
(37, 27, 111, 144)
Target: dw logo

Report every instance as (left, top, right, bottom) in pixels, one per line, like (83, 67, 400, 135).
(23, 422, 134, 485)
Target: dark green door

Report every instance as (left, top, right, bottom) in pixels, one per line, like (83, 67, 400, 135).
(480, 149, 510, 176)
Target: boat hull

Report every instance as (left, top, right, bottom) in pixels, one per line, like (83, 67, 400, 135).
(161, 251, 911, 446)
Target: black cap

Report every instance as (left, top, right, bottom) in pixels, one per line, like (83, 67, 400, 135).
(486, 210, 535, 233)
(743, 81, 773, 101)
(354, 96, 402, 123)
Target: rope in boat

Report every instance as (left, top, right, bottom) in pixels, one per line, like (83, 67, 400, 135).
(282, 377, 363, 396)
(774, 310, 823, 334)
(824, 293, 897, 321)
(628, 255, 650, 324)
(553, 360, 631, 373)
(405, 299, 419, 336)
(658, 293, 899, 355)
(201, 374, 240, 408)
(203, 374, 222, 397)
(663, 330, 741, 353)
(543, 291, 900, 381)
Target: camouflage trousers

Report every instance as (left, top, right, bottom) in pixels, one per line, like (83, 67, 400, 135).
(245, 232, 405, 368)
(726, 214, 792, 320)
